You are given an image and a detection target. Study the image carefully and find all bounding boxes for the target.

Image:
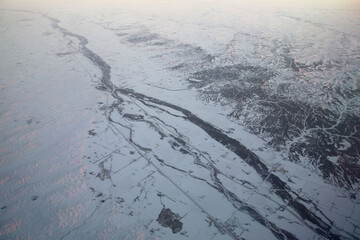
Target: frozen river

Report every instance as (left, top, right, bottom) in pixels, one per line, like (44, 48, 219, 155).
(0, 0, 359, 239)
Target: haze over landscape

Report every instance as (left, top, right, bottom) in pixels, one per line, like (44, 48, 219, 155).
(0, 0, 359, 239)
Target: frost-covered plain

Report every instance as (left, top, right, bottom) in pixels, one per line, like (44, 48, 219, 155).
(0, 1, 360, 239)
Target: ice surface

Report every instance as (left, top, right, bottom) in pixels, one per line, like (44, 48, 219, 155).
(0, 1, 359, 239)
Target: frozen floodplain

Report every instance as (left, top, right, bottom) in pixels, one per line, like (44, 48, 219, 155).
(1, 1, 360, 239)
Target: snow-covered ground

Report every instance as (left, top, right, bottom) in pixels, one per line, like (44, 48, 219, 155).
(0, 1, 359, 239)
